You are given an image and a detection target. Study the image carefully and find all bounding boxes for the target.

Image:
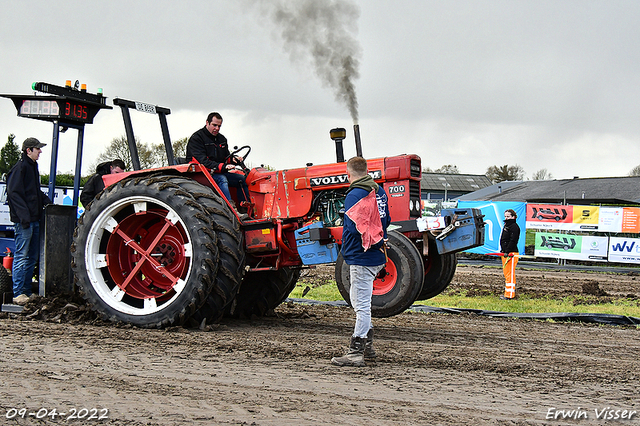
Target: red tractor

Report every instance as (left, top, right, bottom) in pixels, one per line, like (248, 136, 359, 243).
(71, 108, 485, 328)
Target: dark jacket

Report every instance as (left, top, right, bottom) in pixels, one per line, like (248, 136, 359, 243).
(7, 152, 52, 227)
(80, 161, 112, 206)
(341, 175, 391, 266)
(186, 127, 230, 173)
(500, 218, 521, 254)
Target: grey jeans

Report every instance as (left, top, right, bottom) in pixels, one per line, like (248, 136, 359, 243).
(349, 264, 385, 338)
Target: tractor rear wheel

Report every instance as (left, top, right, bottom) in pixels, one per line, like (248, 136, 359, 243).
(227, 267, 301, 318)
(335, 231, 424, 318)
(71, 175, 220, 328)
(183, 179, 246, 325)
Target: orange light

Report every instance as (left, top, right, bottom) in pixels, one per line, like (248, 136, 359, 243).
(65, 80, 71, 88)
(81, 84, 87, 92)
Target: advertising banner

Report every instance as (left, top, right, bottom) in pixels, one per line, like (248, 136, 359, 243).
(608, 237, 640, 264)
(526, 203, 601, 231)
(526, 204, 640, 233)
(598, 207, 623, 233)
(534, 232, 608, 261)
(457, 201, 526, 255)
(621, 208, 640, 233)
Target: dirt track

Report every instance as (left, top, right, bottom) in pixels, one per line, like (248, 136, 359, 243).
(1, 264, 639, 425)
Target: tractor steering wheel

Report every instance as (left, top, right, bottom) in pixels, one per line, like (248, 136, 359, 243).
(225, 145, 251, 175)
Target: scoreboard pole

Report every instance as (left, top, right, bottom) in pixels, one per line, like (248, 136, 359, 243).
(73, 126, 85, 207)
(48, 120, 61, 200)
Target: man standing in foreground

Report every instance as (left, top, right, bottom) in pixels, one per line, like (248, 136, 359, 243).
(6, 138, 52, 305)
(500, 208, 520, 300)
(331, 157, 390, 367)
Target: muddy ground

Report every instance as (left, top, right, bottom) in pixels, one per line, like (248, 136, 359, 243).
(1, 263, 639, 425)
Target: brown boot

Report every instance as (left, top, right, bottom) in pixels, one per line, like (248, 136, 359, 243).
(364, 329, 376, 360)
(331, 336, 366, 367)
(230, 201, 249, 220)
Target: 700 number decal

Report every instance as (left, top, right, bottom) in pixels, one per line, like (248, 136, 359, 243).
(388, 185, 405, 194)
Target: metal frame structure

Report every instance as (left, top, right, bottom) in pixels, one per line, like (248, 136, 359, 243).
(112, 98, 175, 169)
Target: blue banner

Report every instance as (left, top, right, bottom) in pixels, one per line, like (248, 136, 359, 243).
(457, 201, 526, 255)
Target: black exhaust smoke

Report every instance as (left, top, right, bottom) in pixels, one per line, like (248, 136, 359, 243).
(256, 1, 362, 123)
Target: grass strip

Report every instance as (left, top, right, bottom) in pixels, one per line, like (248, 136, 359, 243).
(292, 281, 640, 317)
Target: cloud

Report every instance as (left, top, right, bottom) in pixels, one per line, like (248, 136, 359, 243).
(2, 0, 640, 180)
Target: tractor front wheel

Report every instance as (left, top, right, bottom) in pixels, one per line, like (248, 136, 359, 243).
(416, 236, 457, 301)
(335, 231, 424, 318)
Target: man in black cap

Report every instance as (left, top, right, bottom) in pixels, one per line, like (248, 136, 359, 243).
(6, 137, 52, 305)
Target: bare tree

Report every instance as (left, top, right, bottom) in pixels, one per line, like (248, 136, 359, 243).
(435, 164, 460, 174)
(531, 168, 553, 180)
(90, 135, 161, 172)
(486, 164, 525, 183)
(173, 137, 188, 159)
(629, 165, 640, 176)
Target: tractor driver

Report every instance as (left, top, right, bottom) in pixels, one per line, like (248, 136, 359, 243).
(186, 112, 250, 213)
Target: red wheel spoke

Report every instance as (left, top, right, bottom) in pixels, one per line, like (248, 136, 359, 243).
(119, 253, 146, 290)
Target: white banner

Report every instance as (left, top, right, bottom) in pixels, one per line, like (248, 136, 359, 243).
(608, 237, 640, 264)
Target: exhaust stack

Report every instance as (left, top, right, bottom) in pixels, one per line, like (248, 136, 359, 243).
(330, 128, 346, 163)
(353, 124, 363, 157)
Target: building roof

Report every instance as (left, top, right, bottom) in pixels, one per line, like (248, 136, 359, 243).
(457, 176, 640, 205)
(421, 173, 492, 193)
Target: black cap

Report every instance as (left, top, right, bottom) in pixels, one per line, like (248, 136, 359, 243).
(22, 137, 46, 150)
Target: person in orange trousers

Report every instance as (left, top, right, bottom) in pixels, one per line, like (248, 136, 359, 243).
(499, 209, 520, 299)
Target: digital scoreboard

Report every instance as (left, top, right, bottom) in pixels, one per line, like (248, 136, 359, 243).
(1, 81, 111, 124)
(18, 99, 93, 122)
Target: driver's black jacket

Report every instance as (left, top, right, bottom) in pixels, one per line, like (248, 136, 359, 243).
(186, 126, 230, 173)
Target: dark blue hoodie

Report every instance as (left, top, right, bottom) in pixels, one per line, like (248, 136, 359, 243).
(341, 175, 391, 266)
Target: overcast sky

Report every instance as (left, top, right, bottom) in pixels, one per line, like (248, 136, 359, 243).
(2, 0, 640, 180)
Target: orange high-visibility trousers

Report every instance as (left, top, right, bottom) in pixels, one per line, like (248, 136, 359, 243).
(501, 253, 519, 299)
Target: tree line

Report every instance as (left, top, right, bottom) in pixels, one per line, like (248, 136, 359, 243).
(426, 161, 640, 182)
(3, 133, 640, 185)
(424, 163, 547, 183)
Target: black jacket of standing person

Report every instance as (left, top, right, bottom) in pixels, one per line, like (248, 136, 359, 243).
(500, 218, 520, 254)
(7, 151, 51, 227)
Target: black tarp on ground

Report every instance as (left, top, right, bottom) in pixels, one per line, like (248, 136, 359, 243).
(286, 298, 640, 326)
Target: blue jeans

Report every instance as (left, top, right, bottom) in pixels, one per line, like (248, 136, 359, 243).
(12, 221, 40, 297)
(212, 172, 249, 203)
(349, 264, 385, 338)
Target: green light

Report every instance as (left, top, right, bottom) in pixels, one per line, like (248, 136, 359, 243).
(31, 82, 37, 90)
